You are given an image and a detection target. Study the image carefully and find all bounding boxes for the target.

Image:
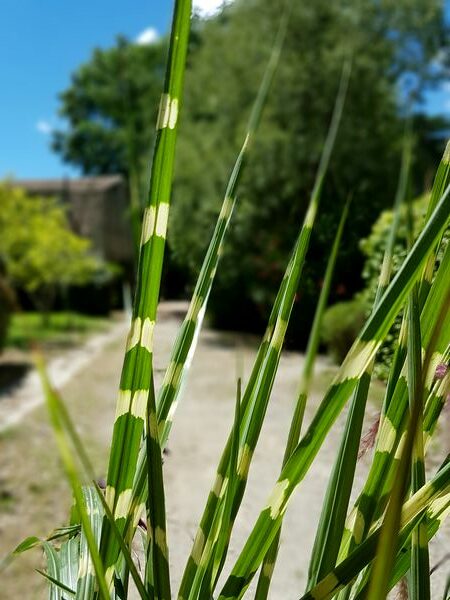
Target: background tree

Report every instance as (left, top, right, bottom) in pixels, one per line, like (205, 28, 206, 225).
(0, 184, 107, 324)
(52, 0, 449, 343)
(169, 0, 449, 343)
(52, 37, 168, 248)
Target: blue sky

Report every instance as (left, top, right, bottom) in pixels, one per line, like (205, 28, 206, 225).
(0, 0, 448, 179)
(0, 0, 174, 178)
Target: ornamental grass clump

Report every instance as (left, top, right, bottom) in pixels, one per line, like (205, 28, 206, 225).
(4, 1, 450, 599)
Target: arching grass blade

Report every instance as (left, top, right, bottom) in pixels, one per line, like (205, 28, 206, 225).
(99, 0, 192, 588)
(255, 196, 351, 599)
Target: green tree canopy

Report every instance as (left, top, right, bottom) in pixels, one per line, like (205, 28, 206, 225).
(51, 0, 449, 341)
(53, 37, 167, 178)
(52, 37, 168, 245)
(169, 0, 449, 341)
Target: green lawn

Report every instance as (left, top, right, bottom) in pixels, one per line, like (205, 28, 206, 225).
(6, 311, 109, 349)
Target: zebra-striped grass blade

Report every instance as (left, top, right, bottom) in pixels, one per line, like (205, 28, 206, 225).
(99, 0, 192, 589)
(337, 217, 450, 575)
(57, 535, 79, 596)
(336, 144, 450, 569)
(407, 207, 430, 600)
(93, 482, 150, 600)
(255, 196, 351, 600)
(76, 487, 104, 600)
(156, 0, 293, 450)
(37, 567, 76, 598)
(216, 179, 450, 600)
(419, 140, 450, 305)
(367, 278, 450, 600)
(299, 454, 450, 600)
(424, 343, 450, 446)
(211, 380, 242, 585)
(365, 284, 424, 599)
(37, 364, 151, 600)
(350, 434, 450, 599)
(351, 501, 448, 598)
(308, 372, 371, 592)
(42, 541, 65, 600)
(186, 381, 242, 600)
(176, 179, 330, 596)
(120, 3, 293, 575)
(339, 338, 449, 575)
(144, 377, 171, 600)
(307, 134, 412, 591)
(177, 60, 351, 600)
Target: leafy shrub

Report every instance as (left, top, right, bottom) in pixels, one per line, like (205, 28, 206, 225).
(360, 193, 449, 379)
(320, 298, 366, 363)
(0, 184, 111, 320)
(361, 194, 429, 305)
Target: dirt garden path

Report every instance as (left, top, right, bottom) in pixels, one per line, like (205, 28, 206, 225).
(0, 302, 448, 599)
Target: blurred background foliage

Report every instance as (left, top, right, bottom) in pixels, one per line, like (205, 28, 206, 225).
(358, 193, 450, 378)
(51, 38, 169, 247)
(0, 275, 16, 351)
(0, 184, 110, 325)
(319, 192, 450, 376)
(51, 0, 450, 346)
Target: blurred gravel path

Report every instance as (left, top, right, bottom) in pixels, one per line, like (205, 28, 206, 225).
(0, 302, 448, 598)
(0, 318, 128, 434)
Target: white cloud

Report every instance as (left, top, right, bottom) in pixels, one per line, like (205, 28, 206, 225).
(36, 120, 52, 135)
(193, 0, 232, 17)
(135, 27, 159, 46)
